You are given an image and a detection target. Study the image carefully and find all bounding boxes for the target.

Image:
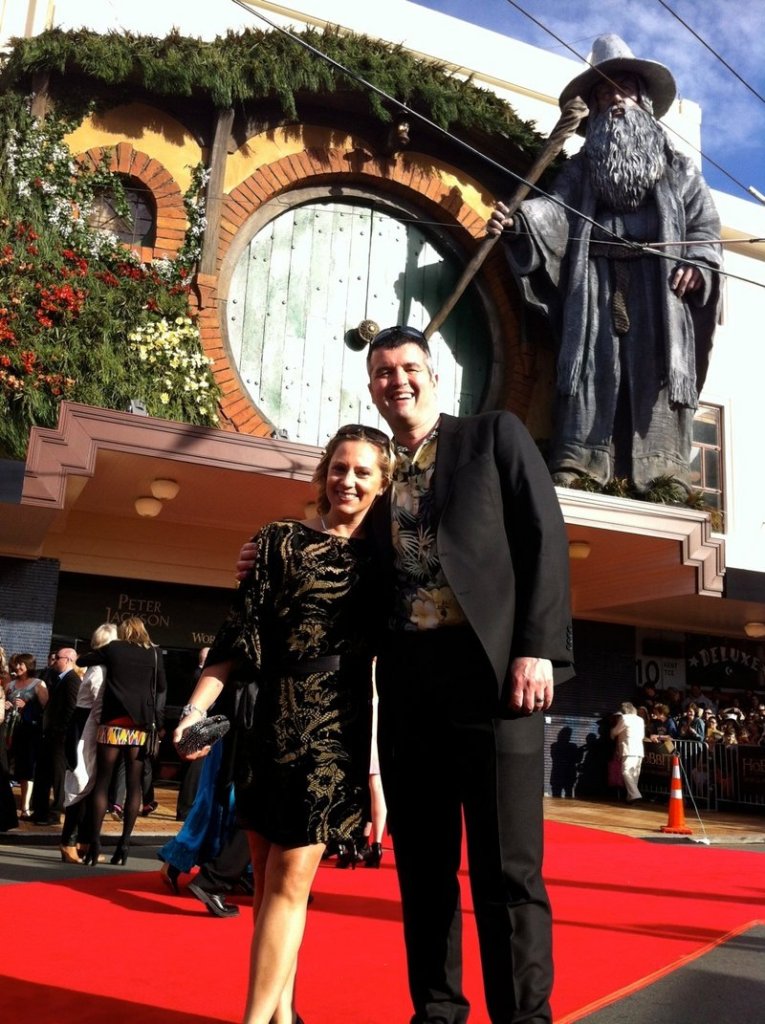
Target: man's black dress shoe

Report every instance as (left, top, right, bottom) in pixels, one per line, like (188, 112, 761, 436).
(188, 881, 239, 918)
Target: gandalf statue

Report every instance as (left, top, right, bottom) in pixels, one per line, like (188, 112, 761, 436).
(488, 34, 722, 492)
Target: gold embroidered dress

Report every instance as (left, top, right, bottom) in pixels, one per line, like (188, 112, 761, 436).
(207, 520, 381, 846)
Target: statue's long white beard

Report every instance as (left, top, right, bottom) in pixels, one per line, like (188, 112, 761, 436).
(584, 106, 667, 211)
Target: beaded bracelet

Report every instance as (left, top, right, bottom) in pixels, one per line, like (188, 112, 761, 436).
(181, 703, 207, 720)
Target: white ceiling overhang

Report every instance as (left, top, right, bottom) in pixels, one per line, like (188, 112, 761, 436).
(2, 402, 762, 638)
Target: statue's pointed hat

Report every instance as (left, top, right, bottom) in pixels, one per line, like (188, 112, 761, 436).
(559, 34, 676, 128)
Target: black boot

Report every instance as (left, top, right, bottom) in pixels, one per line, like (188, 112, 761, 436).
(82, 840, 102, 866)
(335, 839, 358, 869)
(110, 838, 130, 865)
(364, 842, 383, 868)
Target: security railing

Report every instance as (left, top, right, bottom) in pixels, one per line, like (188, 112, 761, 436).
(639, 738, 765, 811)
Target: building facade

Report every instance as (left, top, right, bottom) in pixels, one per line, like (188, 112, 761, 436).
(1, 2, 764, 791)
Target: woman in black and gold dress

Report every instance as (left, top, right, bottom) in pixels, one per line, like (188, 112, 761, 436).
(174, 424, 392, 1024)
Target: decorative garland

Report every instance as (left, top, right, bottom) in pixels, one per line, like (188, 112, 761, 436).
(0, 26, 544, 149)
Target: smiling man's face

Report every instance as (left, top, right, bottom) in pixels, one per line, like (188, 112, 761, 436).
(367, 341, 439, 443)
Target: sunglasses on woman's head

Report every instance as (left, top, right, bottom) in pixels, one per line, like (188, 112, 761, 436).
(334, 423, 392, 448)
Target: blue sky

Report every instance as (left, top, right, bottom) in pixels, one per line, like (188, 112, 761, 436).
(414, 0, 765, 205)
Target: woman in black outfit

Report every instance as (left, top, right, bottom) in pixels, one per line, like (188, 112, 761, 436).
(77, 616, 166, 865)
(175, 424, 392, 1024)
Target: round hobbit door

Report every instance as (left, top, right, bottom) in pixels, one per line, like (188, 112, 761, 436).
(225, 195, 493, 445)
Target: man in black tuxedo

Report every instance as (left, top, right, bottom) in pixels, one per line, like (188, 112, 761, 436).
(365, 326, 573, 1024)
(32, 647, 80, 824)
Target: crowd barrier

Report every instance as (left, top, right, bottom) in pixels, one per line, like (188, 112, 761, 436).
(639, 738, 765, 810)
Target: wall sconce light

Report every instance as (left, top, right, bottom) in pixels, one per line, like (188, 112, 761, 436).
(568, 541, 591, 560)
(150, 478, 180, 501)
(135, 496, 163, 518)
(304, 500, 317, 519)
(744, 621, 765, 639)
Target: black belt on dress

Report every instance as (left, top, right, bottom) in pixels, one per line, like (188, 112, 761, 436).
(280, 655, 344, 675)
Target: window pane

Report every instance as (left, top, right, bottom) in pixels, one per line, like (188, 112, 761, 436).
(704, 449, 720, 490)
(688, 448, 702, 485)
(693, 416, 718, 447)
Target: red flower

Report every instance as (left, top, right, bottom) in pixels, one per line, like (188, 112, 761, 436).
(63, 249, 89, 276)
(115, 262, 145, 281)
(96, 270, 120, 288)
(20, 351, 38, 374)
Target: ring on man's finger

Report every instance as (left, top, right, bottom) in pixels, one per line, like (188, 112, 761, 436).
(534, 698, 544, 705)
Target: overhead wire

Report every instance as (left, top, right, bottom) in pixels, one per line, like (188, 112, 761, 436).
(227, 0, 765, 291)
(655, 0, 765, 107)
(502, 0, 756, 200)
(268, 195, 765, 250)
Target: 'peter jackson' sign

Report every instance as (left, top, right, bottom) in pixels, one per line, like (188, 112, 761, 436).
(54, 572, 232, 648)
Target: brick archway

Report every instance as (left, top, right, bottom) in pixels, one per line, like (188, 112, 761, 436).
(195, 146, 530, 436)
(76, 144, 186, 261)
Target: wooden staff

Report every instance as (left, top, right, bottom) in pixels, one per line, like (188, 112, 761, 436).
(424, 95, 589, 340)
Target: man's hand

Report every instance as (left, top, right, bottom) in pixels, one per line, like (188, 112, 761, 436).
(235, 540, 258, 582)
(507, 656, 553, 714)
(670, 264, 702, 298)
(486, 202, 513, 237)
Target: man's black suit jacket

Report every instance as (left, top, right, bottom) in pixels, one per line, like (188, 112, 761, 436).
(371, 411, 574, 696)
(42, 668, 80, 737)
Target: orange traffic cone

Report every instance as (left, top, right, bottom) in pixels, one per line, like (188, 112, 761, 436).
(660, 754, 693, 834)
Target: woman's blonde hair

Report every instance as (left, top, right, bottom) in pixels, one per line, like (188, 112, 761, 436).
(312, 424, 394, 516)
(118, 616, 151, 647)
(91, 623, 118, 650)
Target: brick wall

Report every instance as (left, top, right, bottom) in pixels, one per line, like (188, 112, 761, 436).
(0, 557, 60, 665)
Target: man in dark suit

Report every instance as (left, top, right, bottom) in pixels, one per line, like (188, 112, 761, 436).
(32, 647, 80, 824)
(365, 326, 573, 1024)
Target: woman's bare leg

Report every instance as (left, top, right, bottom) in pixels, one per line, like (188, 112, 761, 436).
(20, 778, 33, 814)
(369, 773, 387, 845)
(243, 831, 324, 1024)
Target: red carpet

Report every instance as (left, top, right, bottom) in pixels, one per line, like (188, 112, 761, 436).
(1, 822, 763, 1023)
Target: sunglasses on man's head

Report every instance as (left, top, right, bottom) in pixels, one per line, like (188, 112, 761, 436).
(367, 324, 431, 353)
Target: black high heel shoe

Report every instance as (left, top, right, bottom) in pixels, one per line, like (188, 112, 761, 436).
(160, 861, 181, 894)
(364, 842, 383, 868)
(335, 840, 357, 869)
(111, 841, 130, 865)
(82, 842, 102, 866)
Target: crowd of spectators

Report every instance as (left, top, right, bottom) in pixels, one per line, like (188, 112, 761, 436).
(634, 682, 765, 750)
(1, 638, 160, 834)
(550, 682, 765, 804)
